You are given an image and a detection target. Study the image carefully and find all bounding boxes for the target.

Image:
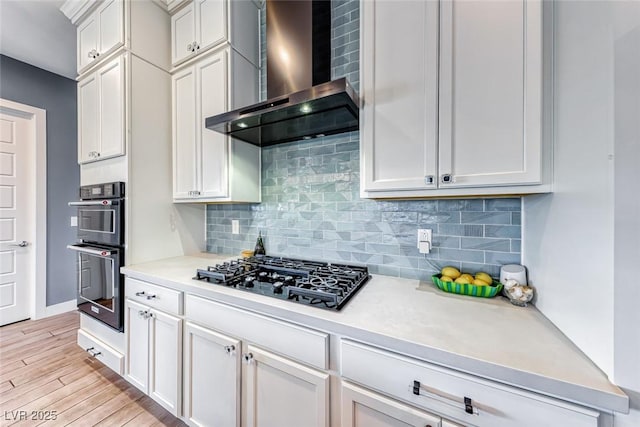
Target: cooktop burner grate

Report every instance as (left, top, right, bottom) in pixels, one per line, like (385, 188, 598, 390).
(194, 256, 370, 311)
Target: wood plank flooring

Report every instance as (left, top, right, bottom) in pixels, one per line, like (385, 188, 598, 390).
(0, 312, 186, 427)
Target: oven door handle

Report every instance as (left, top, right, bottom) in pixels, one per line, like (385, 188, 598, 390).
(67, 244, 114, 257)
(68, 200, 120, 206)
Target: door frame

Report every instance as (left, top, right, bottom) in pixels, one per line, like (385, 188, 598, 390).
(0, 98, 47, 320)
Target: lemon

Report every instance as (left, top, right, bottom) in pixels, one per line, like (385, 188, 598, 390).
(441, 266, 461, 279)
(475, 272, 493, 284)
(440, 276, 453, 282)
(454, 276, 471, 285)
(472, 279, 490, 286)
(460, 273, 474, 282)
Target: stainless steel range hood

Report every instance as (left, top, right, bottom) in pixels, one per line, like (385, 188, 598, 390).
(205, 0, 360, 147)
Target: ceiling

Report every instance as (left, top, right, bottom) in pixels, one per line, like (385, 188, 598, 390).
(0, 0, 76, 79)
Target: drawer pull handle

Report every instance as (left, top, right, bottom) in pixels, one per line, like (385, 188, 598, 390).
(135, 291, 146, 296)
(86, 347, 102, 357)
(145, 294, 157, 300)
(411, 380, 479, 416)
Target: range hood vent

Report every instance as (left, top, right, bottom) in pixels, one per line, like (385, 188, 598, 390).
(205, 0, 360, 147)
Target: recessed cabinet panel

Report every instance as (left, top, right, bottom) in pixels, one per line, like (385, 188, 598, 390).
(438, 0, 542, 187)
(149, 309, 182, 416)
(78, 16, 98, 72)
(198, 51, 228, 198)
(125, 299, 150, 394)
(172, 3, 196, 65)
(245, 346, 329, 427)
(197, 0, 227, 52)
(98, 56, 125, 160)
(98, 0, 124, 59)
(172, 68, 198, 199)
(184, 322, 240, 427)
(341, 382, 441, 427)
(78, 75, 99, 163)
(361, 0, 438, 192)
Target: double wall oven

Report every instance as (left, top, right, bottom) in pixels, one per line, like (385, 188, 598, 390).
(68, 182, 125, 331)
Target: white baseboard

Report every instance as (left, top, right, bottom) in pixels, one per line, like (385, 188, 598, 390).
(44, 300, 77, 317)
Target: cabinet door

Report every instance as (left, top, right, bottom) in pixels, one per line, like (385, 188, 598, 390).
(197, 0, 227, 52)
(149, 309, 182, 416)
(438, 0, 542, 187)
(172, 2, 196, 65)
(198, 50, 229, 198)
(173, 66, 198, 199)
(97, 55, 125, 160)
(78, 74, 99, 164)
(245, 345, 329, 427)
(184, 322, 241, 427)
(360, 0, 439, 192)
(77, 15, 98, 72)
(125, 299, 150, 394)
(97, 0, 124, 58)
(342, 382, 441, 427)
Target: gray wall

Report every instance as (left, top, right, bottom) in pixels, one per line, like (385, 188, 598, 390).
(0, 54, 79, 305)
(206, 0, 522, 281)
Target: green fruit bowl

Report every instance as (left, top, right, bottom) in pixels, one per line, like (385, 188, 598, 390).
(432, 274, 503, 298)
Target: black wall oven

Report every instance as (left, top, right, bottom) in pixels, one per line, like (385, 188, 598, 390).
(68, 182, 125, 331)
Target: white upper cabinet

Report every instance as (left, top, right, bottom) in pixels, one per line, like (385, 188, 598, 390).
(361, 0, 550, 198)
(78, 54, 125, 164)
(361, 0, 439, 192)
(77, 0, 124, 74)
(170, 0, 259, 68)
(74, 0, 170, 76)
(172, 48, 260, 202)
(438, 0, 542, 188)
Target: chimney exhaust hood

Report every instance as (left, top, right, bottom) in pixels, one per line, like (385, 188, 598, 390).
(205, 0, 360, 147)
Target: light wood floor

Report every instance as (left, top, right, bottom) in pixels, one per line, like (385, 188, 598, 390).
(0, 311, 187, 427)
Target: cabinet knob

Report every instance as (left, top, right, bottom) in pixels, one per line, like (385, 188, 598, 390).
(440, 174, 453, 184)
(88, 50, 94, 58)
(138, 309, 146, 317)
(424, 175, 434, 185)
(224, 345, 235, 355)
(95, 51, 100, 57)
(243, 352, 254, 363)
(95, 152, 101, 158)
(187, 43, 193, 52)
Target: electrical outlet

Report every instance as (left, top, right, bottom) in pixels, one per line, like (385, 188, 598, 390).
(232, 220, 240, 234)
(417, 229, 432, 254)
(70, 216, 78, 227)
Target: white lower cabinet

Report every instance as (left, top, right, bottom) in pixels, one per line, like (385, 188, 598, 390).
(183, 294, 330, 427)
(125, 299, 182, 416)
(341, 381, 440, 427)
(341, 340, 600, 427)
(244, 345, 329, 427)
(183, 321, 241, 427)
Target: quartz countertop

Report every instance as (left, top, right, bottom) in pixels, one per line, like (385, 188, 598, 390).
(121, 254, 628, 413)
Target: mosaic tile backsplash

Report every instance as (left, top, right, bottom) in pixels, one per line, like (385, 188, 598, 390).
(206, 0, 522, 280)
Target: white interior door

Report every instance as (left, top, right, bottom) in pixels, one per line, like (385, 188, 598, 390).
(0, 112, 34, 325)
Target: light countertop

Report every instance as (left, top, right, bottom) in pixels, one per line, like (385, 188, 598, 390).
(121, 254, 628, 413)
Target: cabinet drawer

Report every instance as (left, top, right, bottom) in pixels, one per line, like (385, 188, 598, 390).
(77, 329, 124, 375)
(185, 294, 328, 370)
(341, 340, 599, 427)
(125, 278, 183, 315)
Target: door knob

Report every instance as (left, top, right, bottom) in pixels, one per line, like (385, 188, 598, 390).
(9, 241, 29, 247)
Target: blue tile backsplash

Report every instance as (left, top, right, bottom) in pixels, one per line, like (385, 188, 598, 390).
(206, 0, 522, 280)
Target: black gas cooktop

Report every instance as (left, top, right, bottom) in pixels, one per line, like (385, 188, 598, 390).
(194, 256, 370, 311)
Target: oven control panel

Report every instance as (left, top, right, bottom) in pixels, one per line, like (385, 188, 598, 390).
(80, 182, 125, 200)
